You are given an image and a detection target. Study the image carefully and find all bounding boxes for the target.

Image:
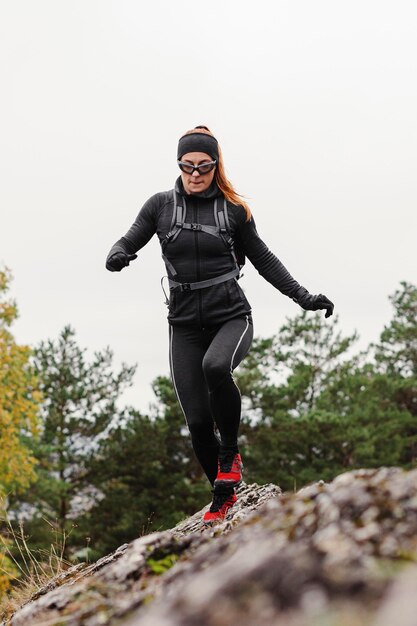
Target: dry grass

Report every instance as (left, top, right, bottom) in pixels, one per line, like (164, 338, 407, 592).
(0, 512, 74, 623)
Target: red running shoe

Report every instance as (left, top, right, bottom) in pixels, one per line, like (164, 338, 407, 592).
(203, 489, 237, 524)
(214, 450, 243, 488)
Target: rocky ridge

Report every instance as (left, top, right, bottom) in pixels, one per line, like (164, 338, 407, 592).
(3, 467, 417, 626)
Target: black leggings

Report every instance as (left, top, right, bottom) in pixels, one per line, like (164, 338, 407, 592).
(169, 315, 253, 486)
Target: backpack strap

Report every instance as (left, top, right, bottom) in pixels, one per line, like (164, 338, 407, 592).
(180, 222, 219, 237)
(161, 190, 185, 277)
(161, 192, 244, 283)
(215, 198, 240, 269)
(168, 190, 186, 244)
(223, 197, 232, 231)
(168, 267, 240, 293)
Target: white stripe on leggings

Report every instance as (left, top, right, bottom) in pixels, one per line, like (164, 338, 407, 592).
(230, 315, 250, 372)
(169, 325, 188, 426)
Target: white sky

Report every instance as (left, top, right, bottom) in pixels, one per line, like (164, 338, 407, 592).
(1, 1, 416, 412)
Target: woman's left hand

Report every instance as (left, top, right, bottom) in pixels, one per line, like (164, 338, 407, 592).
(301, 293, 334, 318)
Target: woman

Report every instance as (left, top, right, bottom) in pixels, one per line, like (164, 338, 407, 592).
(106, 126, 334, 524)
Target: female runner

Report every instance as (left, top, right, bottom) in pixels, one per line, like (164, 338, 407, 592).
(106, 126, 334, 523)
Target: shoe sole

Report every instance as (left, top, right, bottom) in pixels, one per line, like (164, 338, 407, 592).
(203, 518, 221, 526)
(214, 478, 242, 488)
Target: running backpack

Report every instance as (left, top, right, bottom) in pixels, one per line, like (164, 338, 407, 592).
(160, 190, 245, 299)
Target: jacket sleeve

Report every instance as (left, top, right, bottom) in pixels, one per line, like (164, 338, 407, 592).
(105, 194, 159, 268)
(235, 211, 310, 304)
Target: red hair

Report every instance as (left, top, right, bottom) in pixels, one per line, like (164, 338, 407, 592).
(181, 127, 252, 221)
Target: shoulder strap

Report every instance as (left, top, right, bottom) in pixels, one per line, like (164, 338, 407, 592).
(168, 189, 178, 230)
(160, 189, 186, 277)
(162, 190, 186, 249)
(214, 198, 241, 269)
(171, 190, 186, 243)
(215, 199, 233, 246)
(217, 198, 246, 269)
(223, 198, 232, 232)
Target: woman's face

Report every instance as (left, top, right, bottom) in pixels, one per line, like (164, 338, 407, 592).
(179, 151, 216, 194)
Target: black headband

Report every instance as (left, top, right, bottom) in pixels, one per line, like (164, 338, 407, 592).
(177, 132, 219, 161)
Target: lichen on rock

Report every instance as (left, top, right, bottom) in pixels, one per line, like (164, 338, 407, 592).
(3, 468, 417, 626)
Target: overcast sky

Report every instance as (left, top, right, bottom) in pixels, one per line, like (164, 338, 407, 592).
(1, 1, 416, 412)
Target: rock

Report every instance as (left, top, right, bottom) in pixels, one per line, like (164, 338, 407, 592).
(3, 468, 417, 626)
(370, 565, 417, 626)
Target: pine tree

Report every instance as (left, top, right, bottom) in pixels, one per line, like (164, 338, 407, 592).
(372, 281, 417, 463)
(76, 376, 210, 557)
(235, 310, 359, 489)
(12, 325, 136, 557)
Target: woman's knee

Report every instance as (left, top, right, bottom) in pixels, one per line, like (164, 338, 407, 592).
(202, 354, 230, 390)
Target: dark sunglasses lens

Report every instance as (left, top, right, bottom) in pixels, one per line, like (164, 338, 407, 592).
(198, 162, 215, 174)
(178, 160, 216, 174)
(178, 162, 194, 174)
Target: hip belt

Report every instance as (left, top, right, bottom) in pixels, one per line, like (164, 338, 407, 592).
(168, 267, 240, 293)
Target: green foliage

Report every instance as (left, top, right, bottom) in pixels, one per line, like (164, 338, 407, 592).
(375, 281, 417, 377)
(237, 311, 358, 421)
(147, 553, 179, 575)
(237, 283, 417, 490)
(0, 267, 41, 498)
(0, 267, 42, 594)
(73, 377, 210, 557)
(10, 325, 136, 557)
(6, 279, 417, 573)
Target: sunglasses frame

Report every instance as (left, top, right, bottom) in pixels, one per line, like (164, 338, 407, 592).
(178, 159, 217, 175)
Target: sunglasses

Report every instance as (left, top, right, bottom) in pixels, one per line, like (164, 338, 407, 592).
(178, 160, 217, 175)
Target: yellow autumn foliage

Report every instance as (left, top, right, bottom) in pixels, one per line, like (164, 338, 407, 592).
(0, 535, 20, 595)
(0, 266, 42, 593)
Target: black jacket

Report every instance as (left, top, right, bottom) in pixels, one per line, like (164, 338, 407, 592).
(106, 177, 310, 327)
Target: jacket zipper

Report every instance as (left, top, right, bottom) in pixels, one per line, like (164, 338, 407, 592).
(194, 200, 203, 328)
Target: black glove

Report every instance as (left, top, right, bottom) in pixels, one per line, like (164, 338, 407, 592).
(106, 252, 137, 272)
(298, 293, 334, 318)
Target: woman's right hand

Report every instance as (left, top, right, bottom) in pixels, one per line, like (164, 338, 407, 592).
(106, 252, 137, 272)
